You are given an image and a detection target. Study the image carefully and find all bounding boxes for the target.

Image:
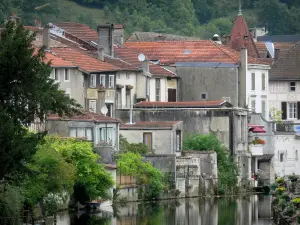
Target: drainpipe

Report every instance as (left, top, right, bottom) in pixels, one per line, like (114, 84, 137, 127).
(129, 105, 133, 124)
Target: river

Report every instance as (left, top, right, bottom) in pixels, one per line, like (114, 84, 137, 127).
(53, 195, 273, 225)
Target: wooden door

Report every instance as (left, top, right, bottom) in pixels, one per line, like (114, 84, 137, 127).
(168, 89, 177, 102)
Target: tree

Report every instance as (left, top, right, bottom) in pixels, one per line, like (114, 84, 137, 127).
(183, 133, 238, 194)
(117, 152, 163, 200)
(47, 136, 114, 201)
(0, 21, 81, 179)
(119, 135, 149, 155)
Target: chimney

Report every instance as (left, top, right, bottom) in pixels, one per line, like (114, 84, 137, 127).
(97, 45, 104, 61)
(142, 58, 150, 74)
(274, 48, 280, 60)
(114, 24, 124, 45)
(238, 48, 248, 108)
(212, 34, 222, 45)
(97, 24, 114, 58)
(42, 24, 50, 50)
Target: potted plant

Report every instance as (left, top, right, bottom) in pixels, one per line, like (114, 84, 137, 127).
(251, 138, 266, 145)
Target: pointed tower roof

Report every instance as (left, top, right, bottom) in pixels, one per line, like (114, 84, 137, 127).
(227, 14, 260, 58)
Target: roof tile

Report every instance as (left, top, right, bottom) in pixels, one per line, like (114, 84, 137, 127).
(134, 100, 230, 108)
(51, 47, 119, 73)
(47, 111, 120, 123)
(120, 121, 180, 129)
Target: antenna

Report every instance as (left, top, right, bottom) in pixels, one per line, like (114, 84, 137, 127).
(138, 53, 145, 62)
(238, 0, 242, 15)
(100, 105, 108, 116)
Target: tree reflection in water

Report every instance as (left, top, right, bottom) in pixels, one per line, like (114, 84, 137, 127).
(70, 212, 110, 225)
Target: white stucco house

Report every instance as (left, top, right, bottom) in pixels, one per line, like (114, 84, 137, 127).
(120, 121, 183, 155)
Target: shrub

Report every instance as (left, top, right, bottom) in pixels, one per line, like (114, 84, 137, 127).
(288, 174, 299, 182)
(275, 187, 285, 196)
(292, 197, 300, 209)
(278, 198, 287, 211)
(270, 183, 277, 190)
(272, 197, 279, 205)
(281, 192, 290, 202)
(252, 138, 266, 145)
(276, 177, 285, 184)
(283, 203, 295, 217)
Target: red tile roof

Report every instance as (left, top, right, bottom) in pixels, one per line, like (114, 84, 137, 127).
(120, 121, 181, 129)
(50, 47, 119, 73)
(114, 46, 177, 77)
(227, 15, 259, 58)
(124, 40, 269, 65)
(134, 100, 231, 108)
(47, 111, 120, 123)
(44, 52, 76, 67)
(54, 22, 98, 42)
(255, 42, 295, 59)
(24, 26, 40, 32)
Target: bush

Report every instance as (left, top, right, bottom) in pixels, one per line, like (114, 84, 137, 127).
(281, 192, 290, 202)
(283, 203, 295, 217)
(275, 187, 286, 196)
(292, 197, 300, 209)
(252, 138, 266, 145)
(276, 177, 285, 184)
(272, 197, 279, 205)
(270, 183, 277, 190)
(278, 198, 287, 211)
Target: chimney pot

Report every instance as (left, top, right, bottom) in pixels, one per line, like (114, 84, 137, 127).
(42, 25, 50, 50)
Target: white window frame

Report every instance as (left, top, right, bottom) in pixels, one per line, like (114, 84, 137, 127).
(200, 93, 207, 100)
(108, 75, 114, 88)
(54, 68, 59, 81)
(288, 102, 297, 119)
(64, 68, 70, 82)
(290, 82, 296, 92)
(89, 100, 96, 113)
(69, 127, 93, 141)
(100, 74, 106, 87)
(90, 74, 96, 88)
(126, 73, 130, 79)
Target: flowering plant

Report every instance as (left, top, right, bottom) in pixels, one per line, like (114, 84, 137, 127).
(252, 138, 266, 145)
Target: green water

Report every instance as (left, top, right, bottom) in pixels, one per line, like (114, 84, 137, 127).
(55, 195, 273, 225)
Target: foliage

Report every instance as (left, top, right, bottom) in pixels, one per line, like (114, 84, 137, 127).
(251, 138, 266, 145)
(0, 21, 81, 179)
(0, 184, 23, 225)
(183, 133, 238, 193)
(276, 177, 285, 184)
(281, 192, 291, 202)
(269, 107, 283, 123)
(278, 198, 287, 211)
(46, 136, 114, 200)
(292, 197, 300, 208)
(117, 152, 164, 200)
(119, 135, 149, 155)
(21, 144, 76, 207)
(275, 187, 286, 196)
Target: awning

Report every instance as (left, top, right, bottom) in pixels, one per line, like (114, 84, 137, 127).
(249, 127, 266, 133)
(248, 124, 264, 128)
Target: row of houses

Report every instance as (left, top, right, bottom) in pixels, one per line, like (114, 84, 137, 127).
(16, 6, 300, 189)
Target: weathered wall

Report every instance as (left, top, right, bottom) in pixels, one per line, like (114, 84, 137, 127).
(175, 66, 238, 106)
(46, 120, 69, 136)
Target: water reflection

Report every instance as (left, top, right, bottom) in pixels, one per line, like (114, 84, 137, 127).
(54, 195, 273, 225)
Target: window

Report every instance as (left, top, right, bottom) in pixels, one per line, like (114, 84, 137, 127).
(64, 68, 70, 81)
(89, 100, 96, 113)
(262, 73, 265, 91)
(126, 73, 130, 79)
(99, 127, 113, 144)
(155, 78, 160, 101)
(290, 82, 296, 92)
(54, 69, 59, 81)
(280, 153, 284, 162)
(90, 74, 96, 88)
(69, 127, 93, 141)
(176, 130, 181, 152)
(261, 101, 266, 118)
(143, 132, 152, 150)
(288, 102, 297, 119)
(251, 73, 255, 90)
(106, 103, 112, 117)
(251, 100, 256, 111)
(108, 75, 114, 88)
(200, 93, 207, 100)
(65, 88, 71, 98)
(126, 89, 131, 108)
(100, 74, 106, 87)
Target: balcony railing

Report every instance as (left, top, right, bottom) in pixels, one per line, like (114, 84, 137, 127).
(274, 121, 300, 133)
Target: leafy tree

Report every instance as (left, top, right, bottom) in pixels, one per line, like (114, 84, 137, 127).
(117, 152, 163, 200)
(47, 136, 114, 200)
(0, 21, 81, 179)
(183, 133, 238, 194)
(21, 144, 76, 208)
(119, 135, 149, 155)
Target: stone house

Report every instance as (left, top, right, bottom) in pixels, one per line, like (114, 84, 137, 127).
(45, 23, 179, 110)
(46, 111, 120, 164)
(120, 121, 183, 155)
(126, 100, 251, 183)
(124, 41, 271, 119)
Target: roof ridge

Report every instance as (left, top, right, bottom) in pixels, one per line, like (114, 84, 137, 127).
(273, 41, 300, 65)
(211, 41, 239, 64)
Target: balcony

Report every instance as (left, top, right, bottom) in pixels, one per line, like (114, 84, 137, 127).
(249, 144, 264, 156)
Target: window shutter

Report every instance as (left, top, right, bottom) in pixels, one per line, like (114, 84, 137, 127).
(281, 102, 287, 120)
(297, 102, 300, 119)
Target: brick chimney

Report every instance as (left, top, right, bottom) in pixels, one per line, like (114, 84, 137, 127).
(114, 24, 124, 45)
(97, 24, 114, 58)
(42, 24, 50, 50)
